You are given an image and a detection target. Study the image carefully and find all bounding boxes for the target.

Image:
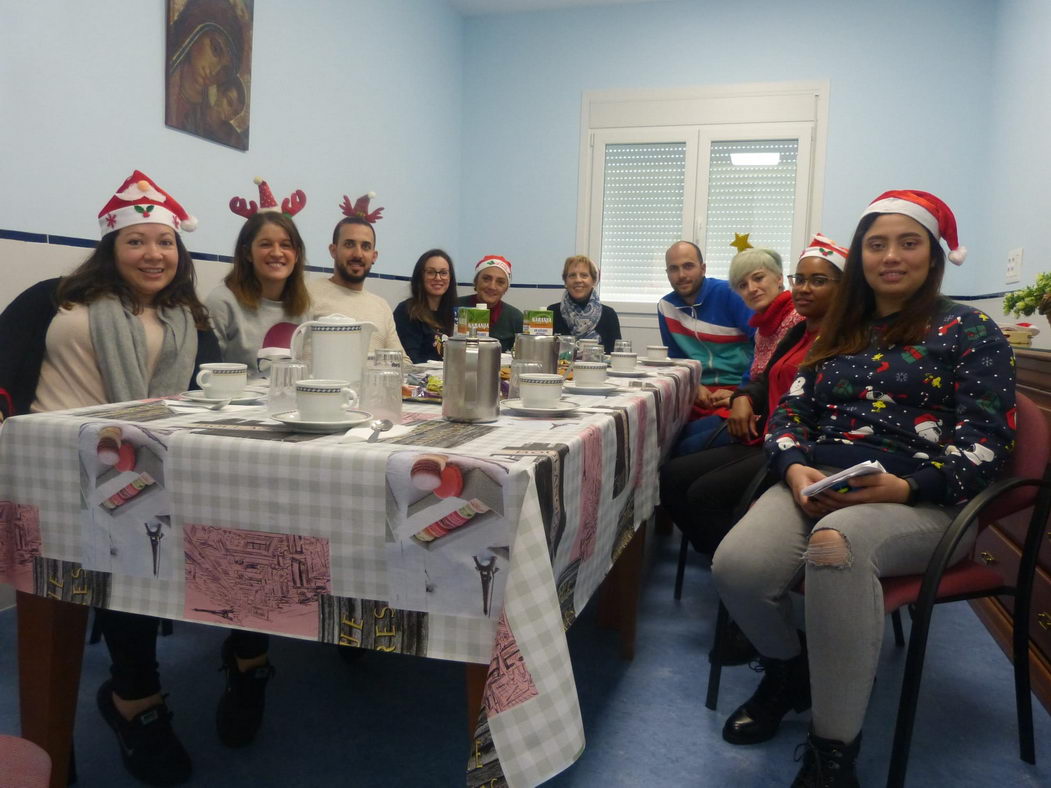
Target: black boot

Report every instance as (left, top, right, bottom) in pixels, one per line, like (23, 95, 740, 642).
(722, 651, 810, 744)
(709, 619, 759, 666)
(791, 731, 861, 787)
(215, 637, 275, 748)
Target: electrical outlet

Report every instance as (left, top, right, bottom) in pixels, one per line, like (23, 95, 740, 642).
(1006, 248, 1023, 284)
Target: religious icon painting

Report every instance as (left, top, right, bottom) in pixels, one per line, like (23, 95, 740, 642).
(165, 0, 253, 150)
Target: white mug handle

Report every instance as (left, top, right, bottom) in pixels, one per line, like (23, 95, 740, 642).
(341, 386, 359, 411)
(196, 369, 212, 389)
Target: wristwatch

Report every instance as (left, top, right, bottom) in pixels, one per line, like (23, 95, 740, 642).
(903, 475, 921, 506)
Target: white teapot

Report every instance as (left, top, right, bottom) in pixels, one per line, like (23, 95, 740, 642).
(290, 314, 377, 390)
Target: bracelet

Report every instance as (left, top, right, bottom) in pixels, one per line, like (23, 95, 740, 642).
(903, 475, 920, 506)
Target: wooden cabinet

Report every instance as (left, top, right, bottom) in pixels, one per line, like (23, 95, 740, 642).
(970, 348, 1051, 716)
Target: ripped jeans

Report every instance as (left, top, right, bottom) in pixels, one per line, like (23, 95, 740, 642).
(711, 475, 968, 743)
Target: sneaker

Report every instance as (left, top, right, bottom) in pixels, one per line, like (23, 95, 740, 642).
(96, 680, 192, 786)
(215, 637, 275, 748)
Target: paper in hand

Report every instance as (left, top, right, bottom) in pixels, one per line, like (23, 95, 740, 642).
(801, 460, 887, 497)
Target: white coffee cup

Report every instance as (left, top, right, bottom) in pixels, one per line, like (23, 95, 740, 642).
(572, 361, 607, 388)
(295, 379, 358, 422)
(646, 345, 669, 360)
(519, 373, 564, 408)
(196, 363, 248, 398)
(609, 352, 637, 372)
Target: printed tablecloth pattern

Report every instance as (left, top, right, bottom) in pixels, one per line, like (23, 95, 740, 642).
(0, 362, 698, 787)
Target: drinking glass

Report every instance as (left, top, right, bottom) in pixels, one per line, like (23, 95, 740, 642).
(509, 360, 543, 400)
(360, 366, 403, 424)
(581, 344, 605, 363)
(372, 348, 404, 370)
(614, 339, 633, 353)
(266, 360, 308, 414)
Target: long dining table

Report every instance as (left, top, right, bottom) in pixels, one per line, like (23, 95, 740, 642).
(0, 359, 698, 787)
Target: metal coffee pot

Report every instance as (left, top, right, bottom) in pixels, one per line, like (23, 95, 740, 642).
(512, 333, 559, 373)
(442, 333, 501, 423)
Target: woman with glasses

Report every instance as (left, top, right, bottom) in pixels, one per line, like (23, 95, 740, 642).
(712, 192, 1015, 784)
(394, 249, 458, 363)
(660, 236, 845, 561)
(548, 255, 621, 353)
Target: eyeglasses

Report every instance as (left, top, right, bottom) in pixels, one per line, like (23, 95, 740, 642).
(787, 274, 840, 288)
(424, 270, 450, 279)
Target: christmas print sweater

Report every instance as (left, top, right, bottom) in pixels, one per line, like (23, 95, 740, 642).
(765, 300, 1016, 505)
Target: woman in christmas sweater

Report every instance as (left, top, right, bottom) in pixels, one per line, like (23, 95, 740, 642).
(673, 245, 810, 456)
(711, 191, 1016, 786)
(206, 181, 311, 378)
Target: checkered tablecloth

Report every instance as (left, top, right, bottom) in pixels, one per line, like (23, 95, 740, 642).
(0, 362, 698, 787)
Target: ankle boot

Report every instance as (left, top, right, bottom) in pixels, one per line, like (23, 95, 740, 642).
(215, 638, 275, 748)
(791, 731, 861, 787)
(722, 652, 810, 745)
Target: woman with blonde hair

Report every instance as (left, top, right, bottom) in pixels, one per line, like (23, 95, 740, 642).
(548, 254, 621, 353)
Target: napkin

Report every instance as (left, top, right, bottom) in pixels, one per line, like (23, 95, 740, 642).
(339, 423, 415, 443)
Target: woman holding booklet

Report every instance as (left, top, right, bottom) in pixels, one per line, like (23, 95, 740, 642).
(711, 190, 1016, 786)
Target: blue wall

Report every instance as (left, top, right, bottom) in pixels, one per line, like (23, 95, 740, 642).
(1, 0, 1048, 297)
(461, 0, 1002, 292)
(0, 0, 463, 274)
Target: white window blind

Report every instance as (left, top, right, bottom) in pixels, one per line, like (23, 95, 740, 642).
(599, 142, 686, 302)
(703, 139, 799, 281)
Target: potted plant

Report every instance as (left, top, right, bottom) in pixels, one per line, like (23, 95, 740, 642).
(1003, 272, 1051, 329)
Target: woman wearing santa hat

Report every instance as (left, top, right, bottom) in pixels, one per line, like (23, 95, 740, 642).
(206, 177, 312, 377)
(456, 255, 523, 351)
(711, 190, 1016, 785)
(0, 172, 268, 785)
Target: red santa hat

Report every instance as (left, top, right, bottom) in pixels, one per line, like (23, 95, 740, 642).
(799, 233, 848, 270)
(229, 177, 307, 219)
(861, 190, 966, 265)
(339, 192, 384, 224)
(474, 255, 512, 282)
(97, 170, 196, 235)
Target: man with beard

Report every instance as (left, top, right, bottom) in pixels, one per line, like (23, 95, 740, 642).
(307, 216, 407, 356)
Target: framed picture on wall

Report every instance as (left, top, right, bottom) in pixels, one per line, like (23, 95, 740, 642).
(165, 0, 253, 151)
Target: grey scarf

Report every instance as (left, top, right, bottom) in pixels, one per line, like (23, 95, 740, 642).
(88, 295, 197, 403)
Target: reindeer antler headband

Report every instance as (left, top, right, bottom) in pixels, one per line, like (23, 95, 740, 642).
(339, 191, 384, 224)
(229, 176, 307, 219)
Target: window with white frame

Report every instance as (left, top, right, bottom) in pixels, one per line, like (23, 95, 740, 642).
(577, 82, 828, 308)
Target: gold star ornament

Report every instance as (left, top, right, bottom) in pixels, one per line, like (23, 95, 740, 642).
(730, 233, 753, 253)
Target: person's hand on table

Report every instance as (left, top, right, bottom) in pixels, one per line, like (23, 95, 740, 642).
(694, 384, 716, 409)
(726, 395, 758, 441)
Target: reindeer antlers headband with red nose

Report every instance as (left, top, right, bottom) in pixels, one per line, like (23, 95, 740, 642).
(229, 176, 307, 219)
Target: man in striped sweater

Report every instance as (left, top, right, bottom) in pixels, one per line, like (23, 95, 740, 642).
(659, 241, 755, 410)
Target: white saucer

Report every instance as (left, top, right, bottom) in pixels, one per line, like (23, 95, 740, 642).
(640, 357, 677, 366)
(502, 399, 580, 416)
(564, 382, 621, 395)
(180, 390, 263, 405)
(270, 409, 373, 433)
(607, 368, 649, 378)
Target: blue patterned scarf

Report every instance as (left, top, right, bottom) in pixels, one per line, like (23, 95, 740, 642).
(559, 290, 602, 340)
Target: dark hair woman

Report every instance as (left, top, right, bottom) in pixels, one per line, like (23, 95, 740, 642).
(206, 209, 311, 377)
(0, 171, 254, 784)
(394, 249, 458, 363)
(711, 191, 1016, 785)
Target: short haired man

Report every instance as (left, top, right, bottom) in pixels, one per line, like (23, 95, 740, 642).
(659, 241, 754, 409)
(307, 216, 408, 357)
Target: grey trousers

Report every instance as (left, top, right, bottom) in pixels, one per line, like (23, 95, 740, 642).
(711, 479, 969, 742)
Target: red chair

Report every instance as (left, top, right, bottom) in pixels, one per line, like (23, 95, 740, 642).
(0, 734, 52, 788)
(705, 392, 1051, 788)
